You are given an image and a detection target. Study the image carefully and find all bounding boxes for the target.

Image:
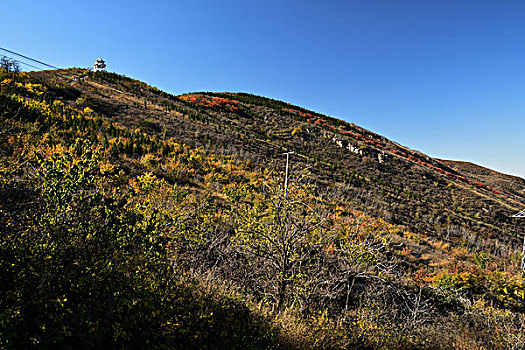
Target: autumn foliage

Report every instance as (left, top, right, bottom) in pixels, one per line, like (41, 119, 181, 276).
(1, 70, 525, 349)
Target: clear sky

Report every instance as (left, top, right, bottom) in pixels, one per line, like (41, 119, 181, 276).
(3, 0, 525, 178)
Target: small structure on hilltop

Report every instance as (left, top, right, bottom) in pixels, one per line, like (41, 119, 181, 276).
(93, 57, 106, 72)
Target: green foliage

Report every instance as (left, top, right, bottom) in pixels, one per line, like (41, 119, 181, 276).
(435, 271, 478, 294)
(75, 97, 85, 106)
(223, 182, 251, 202)
(0, 139, 286, 349)
(2, 140, 166, 346)
(36, 139, 101, 224)
(233, 181, 326, 310)
(474, 251, 493, 269)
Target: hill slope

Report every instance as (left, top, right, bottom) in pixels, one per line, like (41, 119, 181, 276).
(2, 67, 525, 349)
(33, 68, 525, 253)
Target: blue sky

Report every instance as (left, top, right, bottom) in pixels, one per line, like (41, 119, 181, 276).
(3, 0, 525, 177)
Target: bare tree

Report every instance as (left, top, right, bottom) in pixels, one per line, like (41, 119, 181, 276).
(326, 208, 398, 311)
(0, 56, 20, 74)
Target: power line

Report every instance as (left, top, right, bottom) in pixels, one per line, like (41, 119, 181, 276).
(0, 47, 79, 86)
(1, 55, 43, 71)
(16, 60, 43, 71)
(0, 46, 59, 70)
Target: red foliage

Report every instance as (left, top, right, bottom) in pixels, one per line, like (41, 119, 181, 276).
(282, 106, 521, 206)
(179, 94, 239, 110)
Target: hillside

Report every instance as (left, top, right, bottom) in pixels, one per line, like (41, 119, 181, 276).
(441, 159, 525, 196)
(2, 67, 525, 349)
(33, 68, 525, 251)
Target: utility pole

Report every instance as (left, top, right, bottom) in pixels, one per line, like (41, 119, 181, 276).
(283, 152, 294, 199)
(511, 209, 525, 272)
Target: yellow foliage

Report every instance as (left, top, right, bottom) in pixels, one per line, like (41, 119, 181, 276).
(99, 161, 115, 175)
(291, 126, 303, 137)
(140, 153, 160, 168)
(24, 82, 45, 96)
(433, 271, 477, 291)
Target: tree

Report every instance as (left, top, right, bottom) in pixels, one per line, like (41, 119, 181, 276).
(0, 56, 20, 76)
(0, 139, 174, 347)
(233, 179, 327, 311)
(331, 210, 395, 310)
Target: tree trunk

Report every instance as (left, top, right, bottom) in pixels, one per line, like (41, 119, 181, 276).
(277, 276, 287, 311)
(345, 273, 355, 311)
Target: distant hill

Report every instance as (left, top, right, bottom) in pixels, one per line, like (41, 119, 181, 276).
(441, 159, 525, 195)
